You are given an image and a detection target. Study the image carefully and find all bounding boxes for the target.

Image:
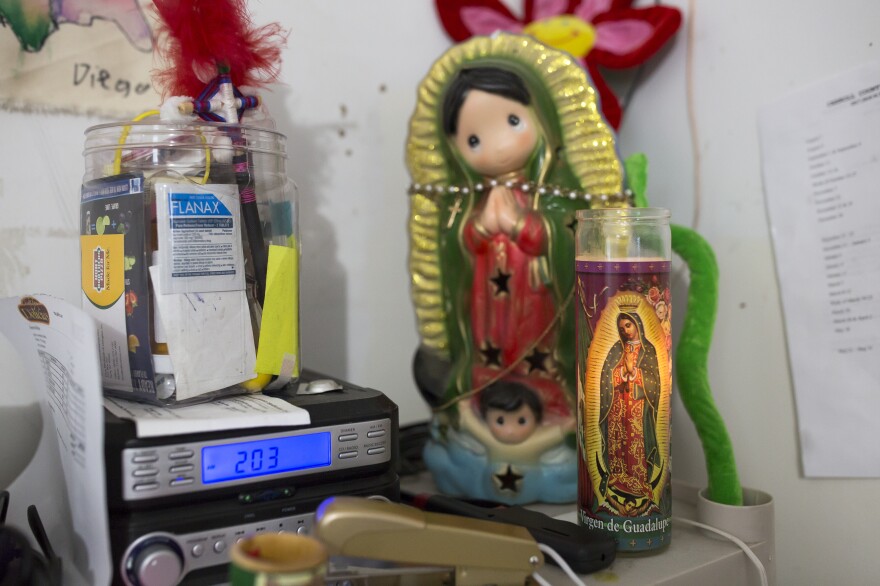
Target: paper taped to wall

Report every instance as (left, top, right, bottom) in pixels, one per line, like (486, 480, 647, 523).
(759, 62, 880, 477)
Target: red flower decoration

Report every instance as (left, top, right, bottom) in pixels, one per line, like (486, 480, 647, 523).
(435, 0, 682, 129)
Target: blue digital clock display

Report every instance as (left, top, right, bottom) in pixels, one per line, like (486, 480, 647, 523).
(201, 432, 332, 484)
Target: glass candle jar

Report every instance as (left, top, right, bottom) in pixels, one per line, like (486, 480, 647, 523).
(574, 208, 673, 553)
(229, 533, 327, 586)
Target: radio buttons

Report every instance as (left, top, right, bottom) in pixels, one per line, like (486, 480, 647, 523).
(338, 451, 358, 459)
(170, 477, 195, 487)
(367, 447, 386, 456)
(121, 515, 317, 581)
(169, 464, 194, 474)
(133, 482, 160, 492)
(367, 430, 386, 438)
(132, 454, 159, 464)
(168, 450, 194, 460)
(132, 468, 159, 477)
(338, 433, 358, 442)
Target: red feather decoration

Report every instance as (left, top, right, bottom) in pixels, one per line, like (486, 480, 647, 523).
(152, 0, 287, 98)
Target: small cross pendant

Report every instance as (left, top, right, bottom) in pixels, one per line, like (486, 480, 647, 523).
(447, 196, 463, 228)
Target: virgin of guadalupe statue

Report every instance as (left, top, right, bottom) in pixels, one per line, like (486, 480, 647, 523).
(406, 32, 630, 504)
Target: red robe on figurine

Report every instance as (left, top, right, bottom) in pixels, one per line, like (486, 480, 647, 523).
(463, 183, 570, 421)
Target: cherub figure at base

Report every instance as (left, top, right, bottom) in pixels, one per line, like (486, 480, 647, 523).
(424, 380, 577, 503)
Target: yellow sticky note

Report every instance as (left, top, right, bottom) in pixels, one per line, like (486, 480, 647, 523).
(255, 244, 300, 376)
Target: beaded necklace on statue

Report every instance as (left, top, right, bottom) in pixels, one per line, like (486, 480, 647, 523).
(407, 179, 634, 206)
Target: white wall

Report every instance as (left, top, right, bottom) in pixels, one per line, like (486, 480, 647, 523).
(2, 0, 879, 583)
(616, 0, 880, 583)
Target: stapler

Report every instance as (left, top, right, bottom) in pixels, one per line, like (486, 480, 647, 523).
(314, 496, 544, 585)
(402, 491, 616, 574)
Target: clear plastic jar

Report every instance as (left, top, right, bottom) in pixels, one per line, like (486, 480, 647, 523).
(574, 208, 673, 553)
(81, 121, 299, 404)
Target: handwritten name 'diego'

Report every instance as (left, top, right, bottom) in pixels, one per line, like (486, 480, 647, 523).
(73, 63, 151, 98)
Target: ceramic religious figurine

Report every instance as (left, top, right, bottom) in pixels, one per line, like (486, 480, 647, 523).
(406, 32, 630, 504)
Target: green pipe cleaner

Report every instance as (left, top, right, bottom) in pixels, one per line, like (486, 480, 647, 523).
(625, 153, 743, 506)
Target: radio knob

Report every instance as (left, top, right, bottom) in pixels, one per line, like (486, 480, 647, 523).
(127, 538, 184, 586)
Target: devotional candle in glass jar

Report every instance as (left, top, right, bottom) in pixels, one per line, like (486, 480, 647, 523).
(575, 207, 672, 553)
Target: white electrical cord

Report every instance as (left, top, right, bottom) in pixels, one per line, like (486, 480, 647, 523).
(531, 542, 588, 586)
(531, 518, 768, 586)
(685, 0, 702, 230)
(673, 516, 769, 586)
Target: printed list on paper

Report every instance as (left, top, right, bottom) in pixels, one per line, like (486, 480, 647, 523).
(759, 62, 880, 477)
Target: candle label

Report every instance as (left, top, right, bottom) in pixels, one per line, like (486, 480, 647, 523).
(575, 259, 673, 552)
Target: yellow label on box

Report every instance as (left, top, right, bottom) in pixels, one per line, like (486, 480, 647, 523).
(255, 244, 300, 376)
(81, 234, 125, 309)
